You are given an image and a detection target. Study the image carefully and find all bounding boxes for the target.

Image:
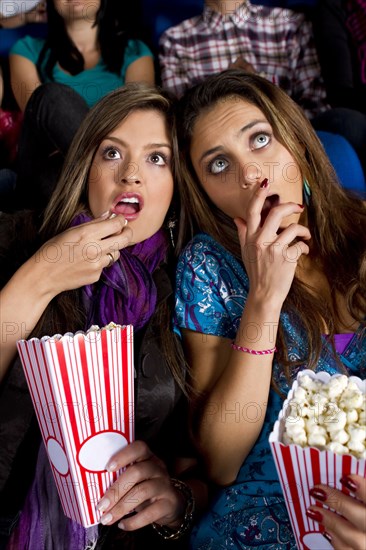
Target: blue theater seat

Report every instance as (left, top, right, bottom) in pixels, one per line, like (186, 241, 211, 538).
(316, 131, 366, 197)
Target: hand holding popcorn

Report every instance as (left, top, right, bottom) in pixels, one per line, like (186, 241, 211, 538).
(269, 370, 366, 550)
(307, 474, 366, 550)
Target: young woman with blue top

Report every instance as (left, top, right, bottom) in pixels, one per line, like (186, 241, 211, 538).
(9, 0, 155, 211)
(174, 69, 366, 549)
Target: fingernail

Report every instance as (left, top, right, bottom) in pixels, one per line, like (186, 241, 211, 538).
(323, 531, 332, 543)
(124, 219, 128, 226)
(109, 213, 117, 219)
(118, 521, 125, 530)
(309, 488, 327, 502)
(100, 513, 113, 525)
(340, 475, 358, 492)
(96, 497, 110, 512)
(260, 178, 269, 189)
(306, 509, 323, 523)
(100, 210, 110, 219)
(297, 203, 304, 208)
(106, 461, 117, 472)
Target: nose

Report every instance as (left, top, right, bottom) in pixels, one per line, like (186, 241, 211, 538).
(239, 161, 262, 189)
(119, 161, 142, 185)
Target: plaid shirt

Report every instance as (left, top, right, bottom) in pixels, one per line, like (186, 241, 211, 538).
(159, 1, 329, 118)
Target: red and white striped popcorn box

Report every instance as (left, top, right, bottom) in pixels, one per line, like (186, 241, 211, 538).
(269, 369, 365, 550)
(16, 324, 134, 528)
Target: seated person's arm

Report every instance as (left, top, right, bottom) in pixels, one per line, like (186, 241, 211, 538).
(182, 321, 274, 487)
(125, 55, 155, 86)
(0, 2, 46, 28)
(159, 33, 190, 97)
(9, 53, 41, 111)
(1, 214, 131, 383)
(0, 12, 25, 28)
(291, 16, 329, 118)
(0, 252, 56, 383)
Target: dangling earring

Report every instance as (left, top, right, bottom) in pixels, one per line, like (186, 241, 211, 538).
(167, 216, 176, 248)
(303, 178, 311, 206)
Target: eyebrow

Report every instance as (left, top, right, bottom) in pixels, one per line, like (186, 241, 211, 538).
(198, 119, 268, 163)
(103, 136, 172, 150)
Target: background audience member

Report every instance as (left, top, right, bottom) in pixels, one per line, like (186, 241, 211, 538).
(0, 0, 46, 193)
(174, 69, 366, 550)
(313, 0, 366, 113)
(159, 0, 328, 119)
(9, 0, 154, 212)
(159, 0, 366, 183)
(10, 0, 153, 112)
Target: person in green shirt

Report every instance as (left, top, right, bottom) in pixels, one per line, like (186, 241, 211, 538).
(9, 0, 155, 212)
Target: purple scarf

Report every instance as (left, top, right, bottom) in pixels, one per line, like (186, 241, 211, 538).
(7, 445, 99, 550)
(7, 214, 169, 549)
(75, 211, 169, 331)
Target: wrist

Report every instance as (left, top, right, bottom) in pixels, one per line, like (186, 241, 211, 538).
(245, 292, 283, 316)
(235, 294, 281, 352)
(20, 253, 59, 302)
(152, 478, 195, 540)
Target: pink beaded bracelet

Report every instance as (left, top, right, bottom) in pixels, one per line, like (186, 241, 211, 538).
(231, 342, 277, 355)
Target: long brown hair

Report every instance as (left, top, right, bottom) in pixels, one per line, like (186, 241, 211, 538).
(33, 83, 185, 389)
(175, 69, 366, 380)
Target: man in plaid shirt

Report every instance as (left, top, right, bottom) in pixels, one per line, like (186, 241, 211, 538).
(158, 0, 330, 120)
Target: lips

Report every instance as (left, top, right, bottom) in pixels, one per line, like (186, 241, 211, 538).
(260, 194, 280, 226)
(112, 193, 144, 220)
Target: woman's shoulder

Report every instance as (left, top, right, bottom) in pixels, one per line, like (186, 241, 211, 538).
(178, 232, 243, 272)
(10, 34, 46, 59)
(176, 232, 249, 295)
(180, 231, 229, 254)
(175, 233, 249, 338)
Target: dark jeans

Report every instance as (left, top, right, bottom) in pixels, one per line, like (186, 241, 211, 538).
(14, 83, 89, 213)
(311, 107, 366, 177)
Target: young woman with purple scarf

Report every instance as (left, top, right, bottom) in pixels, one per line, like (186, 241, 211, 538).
(0, 84, 206, 549)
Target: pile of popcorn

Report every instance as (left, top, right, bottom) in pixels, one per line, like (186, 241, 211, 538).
(87, 322, 120, 332)
(283, 374, 366, 458)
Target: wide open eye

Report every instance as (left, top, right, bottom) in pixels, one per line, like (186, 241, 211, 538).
(149, 152, 167, 166)
(252, 133, 270, 150)
(103, 146, 121, 160)
(208, 157, 229, 174)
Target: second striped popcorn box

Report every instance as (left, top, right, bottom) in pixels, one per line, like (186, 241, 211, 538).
(17, 323, 134, 527)
(269, 369, 365, 550)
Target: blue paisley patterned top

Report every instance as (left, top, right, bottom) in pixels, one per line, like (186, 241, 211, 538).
(175, 233, 366, 550)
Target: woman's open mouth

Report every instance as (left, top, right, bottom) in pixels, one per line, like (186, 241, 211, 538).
(112, 193, 144, 220)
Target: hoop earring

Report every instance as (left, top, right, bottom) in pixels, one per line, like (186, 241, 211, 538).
(303, 179, 311, 206)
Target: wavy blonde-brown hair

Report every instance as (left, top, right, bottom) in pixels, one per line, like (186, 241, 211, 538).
(36, 84, 185, 389)
(175, 69, 366, 383)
